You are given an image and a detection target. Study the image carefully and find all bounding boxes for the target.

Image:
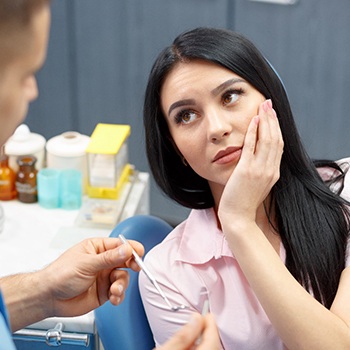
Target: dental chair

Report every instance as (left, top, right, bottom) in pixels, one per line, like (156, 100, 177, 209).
(94, 215, 173, 350)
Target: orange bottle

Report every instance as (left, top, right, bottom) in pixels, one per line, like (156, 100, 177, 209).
(0, 154, 17, 200)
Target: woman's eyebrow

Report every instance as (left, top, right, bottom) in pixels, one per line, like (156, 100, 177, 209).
(211, 78, 245, 97)
(167, 78, 245, 116)
(168, 99, 196, 116)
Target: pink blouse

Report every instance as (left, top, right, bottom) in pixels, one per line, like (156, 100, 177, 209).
(139, 160, 350, 349)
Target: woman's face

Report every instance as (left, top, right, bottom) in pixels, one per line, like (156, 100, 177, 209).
(161, 59, 265, 190)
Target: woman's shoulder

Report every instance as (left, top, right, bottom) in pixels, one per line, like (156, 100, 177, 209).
(143, 215, 188, 264)
(316, 157, 350, 178)
(143, 208, 216, 265)
(316, 157, 350, 199)
(336, 157, 350, 200)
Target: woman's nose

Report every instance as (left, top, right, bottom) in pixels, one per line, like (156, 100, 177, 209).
(206, 109, 232, 142)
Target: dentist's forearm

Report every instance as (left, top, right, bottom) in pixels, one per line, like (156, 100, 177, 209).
(0, 271, 52, 331)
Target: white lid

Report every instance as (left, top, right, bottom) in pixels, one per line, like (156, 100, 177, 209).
(46, 131, 90, 157)
(5, 124, 46, 155)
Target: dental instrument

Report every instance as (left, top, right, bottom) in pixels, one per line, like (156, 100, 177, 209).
(119, 234, 187, 312)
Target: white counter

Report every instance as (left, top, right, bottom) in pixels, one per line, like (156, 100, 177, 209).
(0, 172, 149, 344)
(0, 172, 149, 277)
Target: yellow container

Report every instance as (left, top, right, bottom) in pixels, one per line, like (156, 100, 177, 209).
(86, 123, 131, 199)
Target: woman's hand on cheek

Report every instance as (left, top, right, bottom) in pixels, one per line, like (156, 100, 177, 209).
(218, 99, 284, 226)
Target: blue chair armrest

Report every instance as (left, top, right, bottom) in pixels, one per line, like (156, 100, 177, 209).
(94, 215, 172, 350)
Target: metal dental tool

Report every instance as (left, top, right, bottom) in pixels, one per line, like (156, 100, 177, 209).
(119, 234, 187, 312)
(195, 298, 210, 346)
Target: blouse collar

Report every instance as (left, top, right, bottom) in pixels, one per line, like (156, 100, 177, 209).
(175, 208, 234, 264)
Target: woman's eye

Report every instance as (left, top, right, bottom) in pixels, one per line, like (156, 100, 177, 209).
(175, 110, 197, 125)
(222, 89, 243, 106)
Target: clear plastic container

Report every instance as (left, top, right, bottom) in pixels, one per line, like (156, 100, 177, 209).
(46, 131, 90, 194)
(75, 198, 123, 229)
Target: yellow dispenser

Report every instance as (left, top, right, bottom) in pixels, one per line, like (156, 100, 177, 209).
(86, 123, 131, 199)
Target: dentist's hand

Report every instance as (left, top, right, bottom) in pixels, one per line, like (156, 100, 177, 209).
(43, 237, 144, 317)
(158, 313, 221, 350)
(2, 237, 144, 332)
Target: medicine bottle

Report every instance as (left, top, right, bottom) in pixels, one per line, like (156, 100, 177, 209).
(0, 154, 17, 200)
(16, 155, 38, 203)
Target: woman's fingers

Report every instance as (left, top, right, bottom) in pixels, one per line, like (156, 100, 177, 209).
(253, 99, 283, 180)
(240, 114, 260, 162)
(256, 100, 277, 161)
(219, 99, 283, 221)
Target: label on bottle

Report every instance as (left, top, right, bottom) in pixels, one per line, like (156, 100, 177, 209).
(15, 182, 37, 194)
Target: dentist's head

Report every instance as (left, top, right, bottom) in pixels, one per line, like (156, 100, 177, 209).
(0, 0, 51, 147)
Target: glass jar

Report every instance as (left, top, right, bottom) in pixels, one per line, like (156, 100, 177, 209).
(16, 155, 38, 203)
(0, 154, 17, 200)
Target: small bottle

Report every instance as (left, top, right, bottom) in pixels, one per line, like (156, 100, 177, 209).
(16, 155, 38, 203)
(0, 153, 17, 200)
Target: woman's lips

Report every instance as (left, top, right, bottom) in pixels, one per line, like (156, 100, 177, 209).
(212, 147, 242, 164)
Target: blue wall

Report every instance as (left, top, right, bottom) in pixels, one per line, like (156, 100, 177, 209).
(26, 0, 350, 224)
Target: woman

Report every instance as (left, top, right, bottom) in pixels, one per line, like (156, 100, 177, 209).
(140, 27, 350, 349)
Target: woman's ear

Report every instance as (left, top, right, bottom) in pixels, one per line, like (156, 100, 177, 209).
(167, 134, 183, 159)
(165, 133, 189, 167)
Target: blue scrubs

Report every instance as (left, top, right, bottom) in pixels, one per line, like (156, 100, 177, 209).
(0, 290, 16, 350)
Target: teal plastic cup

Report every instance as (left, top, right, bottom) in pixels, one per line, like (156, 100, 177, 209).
(60, 169, 82, 210)
(37, 168, 61, 209)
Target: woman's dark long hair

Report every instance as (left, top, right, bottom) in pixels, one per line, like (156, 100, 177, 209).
(143, 27, 350, 308)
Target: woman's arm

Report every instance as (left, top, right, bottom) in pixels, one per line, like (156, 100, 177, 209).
(139, 245, 203, 346)
(219, 100, 350, 349)
(223, 221, 350, 349)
